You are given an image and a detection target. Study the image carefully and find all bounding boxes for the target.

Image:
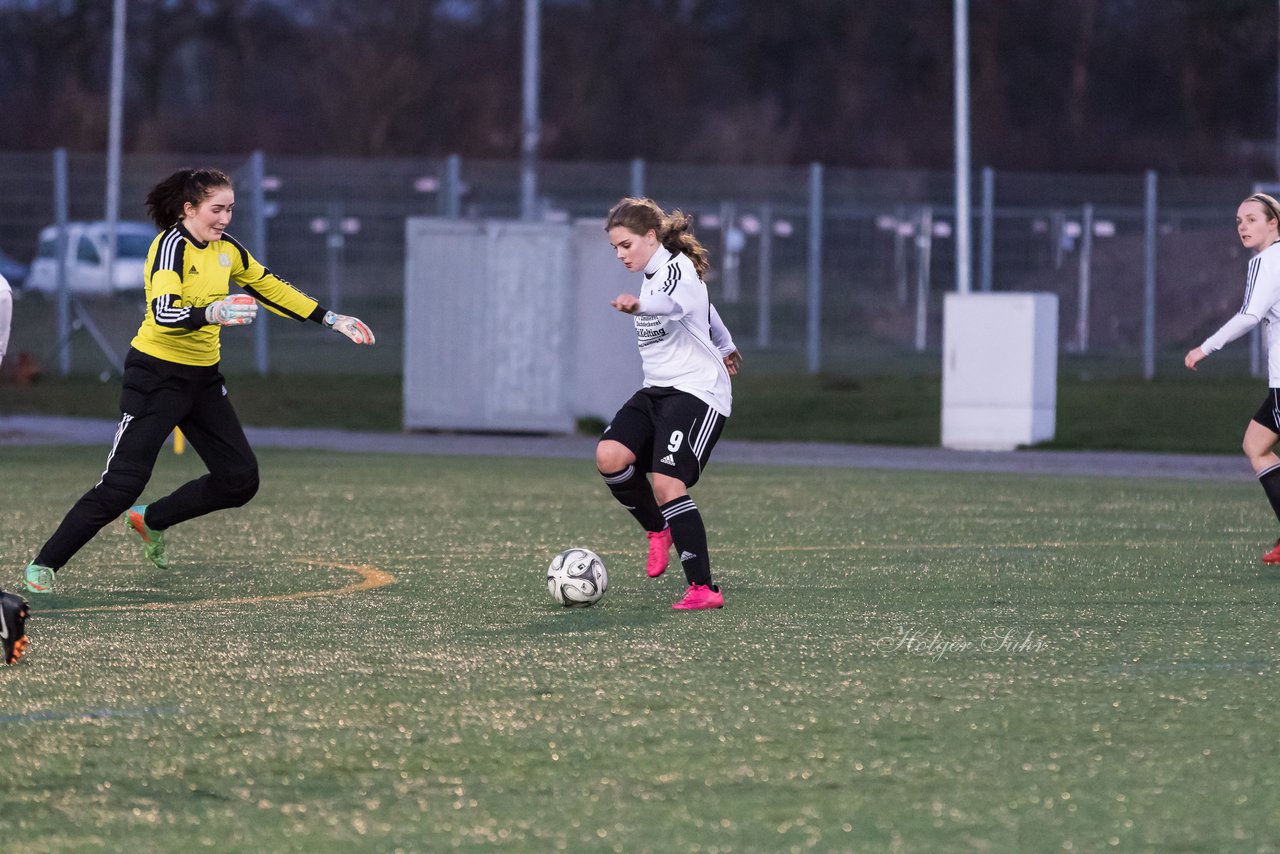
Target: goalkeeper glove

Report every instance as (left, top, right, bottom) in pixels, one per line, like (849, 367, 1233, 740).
(205, 294, 258, 326)
(324, 311, 375, 345)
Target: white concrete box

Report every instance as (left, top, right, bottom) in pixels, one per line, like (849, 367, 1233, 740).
(941, 292, 1058, 451)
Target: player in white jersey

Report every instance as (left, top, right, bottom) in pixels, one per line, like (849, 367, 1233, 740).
(598, 198, 741, 610)
(0, 272, 11, 370)
(0, 271, 34, 663)
(1186, 192, 1280, 563)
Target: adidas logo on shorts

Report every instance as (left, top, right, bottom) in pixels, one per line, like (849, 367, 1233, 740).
(660, 454, 676, 466)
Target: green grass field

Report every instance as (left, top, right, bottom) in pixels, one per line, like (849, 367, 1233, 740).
(2, 445, 1279, 851)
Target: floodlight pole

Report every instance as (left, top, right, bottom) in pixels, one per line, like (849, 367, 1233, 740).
(519, 0, 541, 221)
(806, 163, 824, 374)
(104, 0, 127, 280)
(953, 0, 972, 294)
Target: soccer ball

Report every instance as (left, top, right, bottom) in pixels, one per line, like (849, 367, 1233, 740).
(547, 547, 608, 607)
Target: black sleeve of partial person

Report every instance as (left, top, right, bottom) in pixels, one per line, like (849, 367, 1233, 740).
(309, 305, 329, 324)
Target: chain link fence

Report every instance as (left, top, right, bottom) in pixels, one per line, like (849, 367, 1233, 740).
(0, 150, 1261, 379)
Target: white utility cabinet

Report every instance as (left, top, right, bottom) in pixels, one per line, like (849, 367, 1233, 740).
(941, 292, 1058, 451)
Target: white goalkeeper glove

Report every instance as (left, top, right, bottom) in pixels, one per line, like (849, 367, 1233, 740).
(205, 294, 258, 326)
(324, 311, 375, 345)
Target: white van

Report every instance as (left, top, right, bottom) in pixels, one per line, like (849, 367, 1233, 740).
(26, 221, 156, 295)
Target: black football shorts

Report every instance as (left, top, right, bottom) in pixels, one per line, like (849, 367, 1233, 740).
(601, 386, 726, 488)
(1252, 389, 1280, 433)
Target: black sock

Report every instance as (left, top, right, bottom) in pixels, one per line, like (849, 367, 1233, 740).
(1259, 464, 1280, 526)
(600, 465, 665, 532)
(660, 496, 714, 587)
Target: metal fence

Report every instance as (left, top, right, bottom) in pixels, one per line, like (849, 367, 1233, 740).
(0, 149, 1262, 378)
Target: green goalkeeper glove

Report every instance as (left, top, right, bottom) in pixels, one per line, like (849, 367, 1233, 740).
(324, 311, 375, 345)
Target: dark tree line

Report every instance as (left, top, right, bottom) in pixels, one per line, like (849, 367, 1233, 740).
(1, 0, 1276, 175)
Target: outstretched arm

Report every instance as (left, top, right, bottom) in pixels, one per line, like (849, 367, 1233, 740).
(323, 311, 376, 345)
(1188, 312, 1259, 370)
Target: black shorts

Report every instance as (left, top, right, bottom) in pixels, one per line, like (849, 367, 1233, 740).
(602, 387, 727, 488)
(1253, 389, 1280, 433)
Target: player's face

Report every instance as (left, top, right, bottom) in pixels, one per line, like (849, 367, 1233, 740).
(183, 187, 235, 244)
(608, 226, 658, 272)
(1236, 200, 1278, 252)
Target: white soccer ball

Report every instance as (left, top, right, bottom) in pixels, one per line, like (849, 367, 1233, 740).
(547, 547, 608, 607)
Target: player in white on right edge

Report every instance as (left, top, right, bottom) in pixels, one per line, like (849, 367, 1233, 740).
(597, 197, 741, 610)
(1186, 192, 1280, 564)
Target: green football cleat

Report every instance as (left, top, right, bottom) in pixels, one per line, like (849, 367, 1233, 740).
(23, 563, 54, 595)
(125, 504, 168, 569)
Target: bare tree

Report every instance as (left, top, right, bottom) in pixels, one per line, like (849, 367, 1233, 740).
(1, 0, 1278, 174)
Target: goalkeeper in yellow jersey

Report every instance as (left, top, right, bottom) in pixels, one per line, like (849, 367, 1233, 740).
(18, 167, 375, 608)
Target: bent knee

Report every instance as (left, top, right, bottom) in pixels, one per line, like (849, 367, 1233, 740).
(595, 440, 635, 474)
(219, 467, 260, 507)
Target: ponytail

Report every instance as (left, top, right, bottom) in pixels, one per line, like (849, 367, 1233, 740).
(145, 167, 233, 230)
(658, 209, 710, 279)
(605, 196, 711, 279)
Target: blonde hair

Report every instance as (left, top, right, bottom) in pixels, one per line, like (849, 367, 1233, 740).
(605, 197, 711, 279)
(1245, 192, 1280, 225)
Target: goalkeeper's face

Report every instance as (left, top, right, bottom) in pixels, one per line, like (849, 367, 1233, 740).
(608, 225, 658, 273)
(184, 187, 235, 244)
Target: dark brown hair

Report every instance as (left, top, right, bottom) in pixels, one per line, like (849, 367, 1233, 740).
(605, 197, 710, 278)
(145, 168, 233, 230)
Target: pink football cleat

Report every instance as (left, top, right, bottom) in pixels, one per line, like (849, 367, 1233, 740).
(672, 584, 724, 610)
(646, 528, 673, 577)
(1264, 539, 1280, 564)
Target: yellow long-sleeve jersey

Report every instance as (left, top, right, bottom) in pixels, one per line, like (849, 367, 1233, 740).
(130, 223, 326, 366)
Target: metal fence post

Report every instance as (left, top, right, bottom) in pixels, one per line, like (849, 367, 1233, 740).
(519, 0, 541, 221)
(1143, 170, 1158, 379)
(1077, 203, 1093, 352)
(720, 200, 740, 303)
(756, 204, 772, 348)
(915, 206, 933, 352)
(249, 150, 270, 376)
(442, 154, 462, 219)
(980, 166, 994, 292)
(1051, 209, 1066, 269)
(54, 147, 70, 376)
(325, 202, 344, 315)
(629, 158, 645, 199)
(806, 162, 824, 374)
(894, 206, 910, 305)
